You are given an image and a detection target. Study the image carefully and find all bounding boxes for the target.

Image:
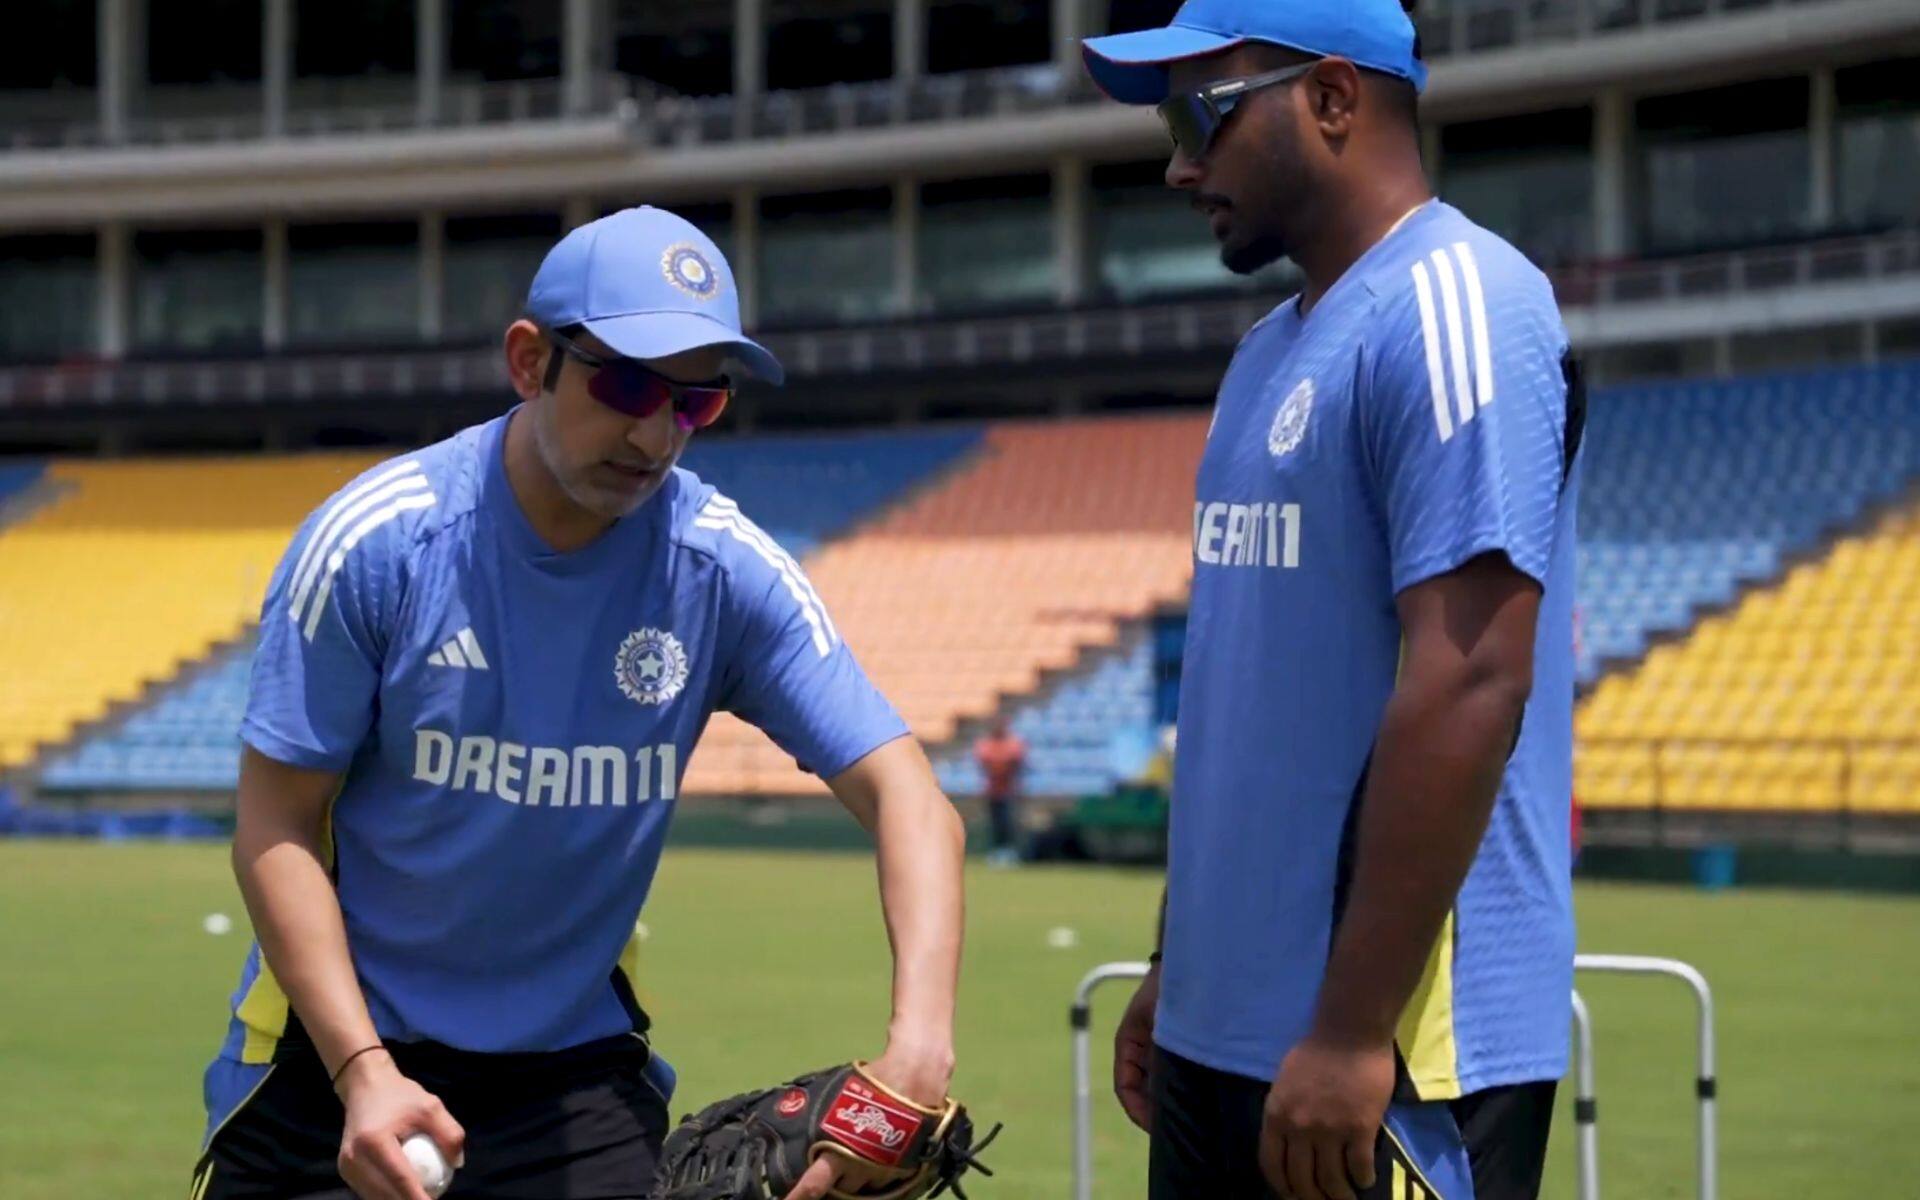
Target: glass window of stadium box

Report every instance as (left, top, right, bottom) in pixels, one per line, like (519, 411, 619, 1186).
(919, 174, 1055, 313)
(1836, 58, 1920, 232)
(0, 234, 96, 361)
(1638, 78, 1813, 255)
(927, 1, 1050, 73)
(451, 0, 562, 82)
(760, 188, 896, 326)
(287, 221, 419, 347)
(288, 0, 417, 118)
(1440, 107, 1594, 268)
(145, 0, 263, 126)
(132, 228, 264, 352)
(767, 2, 892, 89)
(0, 0, 96, 142)
(1092, 160, 1297, 301)
(614, 1, 732, 96)
(444, 213, 563, 342)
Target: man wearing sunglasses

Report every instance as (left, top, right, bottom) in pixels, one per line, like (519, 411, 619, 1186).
(1083, 3, 1582, 1200)
(194, 206, 964, 1200)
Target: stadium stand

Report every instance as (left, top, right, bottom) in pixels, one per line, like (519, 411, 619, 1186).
(678, 427, 982, 560)
(932, 631, 1155, 800)
(34, 428, 984, 792)
(1578, 496, 1920, 814)
(0, 462, 42, 512)
(1576, 361, 1920, 682)
(0, 454, 383, 771)
(683, 413, 1206, 796)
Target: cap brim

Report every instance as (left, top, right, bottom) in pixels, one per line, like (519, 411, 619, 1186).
(1081, 26, 1246, 105)
(583, 310, 786, 386)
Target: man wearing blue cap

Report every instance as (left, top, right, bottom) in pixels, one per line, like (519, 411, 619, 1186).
(1084, 3, 1582, 1199)
(192, 207, 965, 1200)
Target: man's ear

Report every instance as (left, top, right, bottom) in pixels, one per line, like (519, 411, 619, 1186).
(1305, 57, 1363, 141)
(505, 319, 550, 402)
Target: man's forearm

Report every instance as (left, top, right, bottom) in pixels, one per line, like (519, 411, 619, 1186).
(233, 829, 384, 1079)
(873, 775, 965, 1049)
(1310, 667, 1526, 1048)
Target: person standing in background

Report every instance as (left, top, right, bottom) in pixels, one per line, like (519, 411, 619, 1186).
(974, 718, 1028, 867)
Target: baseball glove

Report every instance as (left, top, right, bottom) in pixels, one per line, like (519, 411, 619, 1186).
(651, 1062, 998, 1200)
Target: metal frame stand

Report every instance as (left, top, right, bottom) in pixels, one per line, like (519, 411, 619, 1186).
(1069, 954, 1716, 1200)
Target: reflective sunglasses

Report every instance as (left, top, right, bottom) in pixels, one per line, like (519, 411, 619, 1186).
(548, 332, 733, 430)
(1156, 61, 1319, 160)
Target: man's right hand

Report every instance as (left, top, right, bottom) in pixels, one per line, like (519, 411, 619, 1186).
(1113, 962, 1161, 1132)
(334, 1049, 466, 1200)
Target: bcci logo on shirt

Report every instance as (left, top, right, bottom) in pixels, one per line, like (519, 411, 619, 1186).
(1268, 378, 1314, 458)
(615, 627, 690, 707)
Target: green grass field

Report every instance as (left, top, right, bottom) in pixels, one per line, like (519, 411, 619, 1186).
(1, 841, 1915, 1199)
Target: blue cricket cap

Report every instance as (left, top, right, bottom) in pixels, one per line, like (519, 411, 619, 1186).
(1082, 0, 1427, 106)
(526, 205, 784, 385)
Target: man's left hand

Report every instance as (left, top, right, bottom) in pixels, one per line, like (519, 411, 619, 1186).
(780, 1036, 955, 1200)
(1258, 1035, 1394, 1200)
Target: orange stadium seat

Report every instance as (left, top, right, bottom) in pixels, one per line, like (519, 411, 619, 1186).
(683, 413, 1208, 796)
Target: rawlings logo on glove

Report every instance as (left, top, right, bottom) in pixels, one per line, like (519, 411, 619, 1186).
(651, 1062, 998, 1200)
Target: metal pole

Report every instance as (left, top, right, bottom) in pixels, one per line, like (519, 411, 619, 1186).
(1571, 990, 1600, 1200)
(1574, 954, 1716, 1200)
(1070, 961, 1150, 1200)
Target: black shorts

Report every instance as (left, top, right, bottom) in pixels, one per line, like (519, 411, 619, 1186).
(190, 1035, 669, 1200)
(1148, 1046, 1556, 1200)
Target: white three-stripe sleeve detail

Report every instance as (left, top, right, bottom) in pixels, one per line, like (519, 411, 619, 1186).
(288, 472, 430, 622)
(1452, 241, 1495, 410)
(428, 649, 447, 666)
(693, 514, 833, 657)
(1410, 261, 1454, 443)
(701, 497, 840, 646)
(286, 460, 421, 615)
(456, 628, 488, 670)
(441, 639, 468, 668)
(1428, 248, 1475, 428)
(300, 492, 437, 641)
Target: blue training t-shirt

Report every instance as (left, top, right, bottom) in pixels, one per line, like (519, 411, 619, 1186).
(1158, 201, 1579, 1100)
(211, 410, 907, 1082)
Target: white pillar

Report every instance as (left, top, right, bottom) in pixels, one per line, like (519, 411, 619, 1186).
(264, 0, 291, 137)
(733, 188, 760, 327)
(1809, 66, 1836, 231)
(417, 0, 445, 125)
(1054, 157, 1091, 305)
(419, 210, 445, 341)
(563, 0, 602, 115)
(734, 0, 764, 137)
(98, 0, 133, 143)
(894, 0, 923, 82)
(1593, 87, 1632, 259)
(893, 178, 919, 315)
(563, 196, 596, 229)
(263, 217, 289, 349)
(96, 221, 130, 358)
(1053, 0, 1082, 78)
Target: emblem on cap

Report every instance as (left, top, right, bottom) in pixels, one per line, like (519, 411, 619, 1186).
(662, 243, 721, 301)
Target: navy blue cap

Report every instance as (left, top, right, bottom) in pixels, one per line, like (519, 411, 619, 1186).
(1082, 0, 1427, 105)
(525, 206, 784, 386)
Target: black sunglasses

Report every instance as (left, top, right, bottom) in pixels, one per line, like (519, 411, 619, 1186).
(1157, 61, 1319, 160)
(546, 331, 734, 430)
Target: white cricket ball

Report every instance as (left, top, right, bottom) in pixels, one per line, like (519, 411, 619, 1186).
(402, 1132, 454, 1198)
(1046, 926, 1079, 950)
(202, 913, 233, 936)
